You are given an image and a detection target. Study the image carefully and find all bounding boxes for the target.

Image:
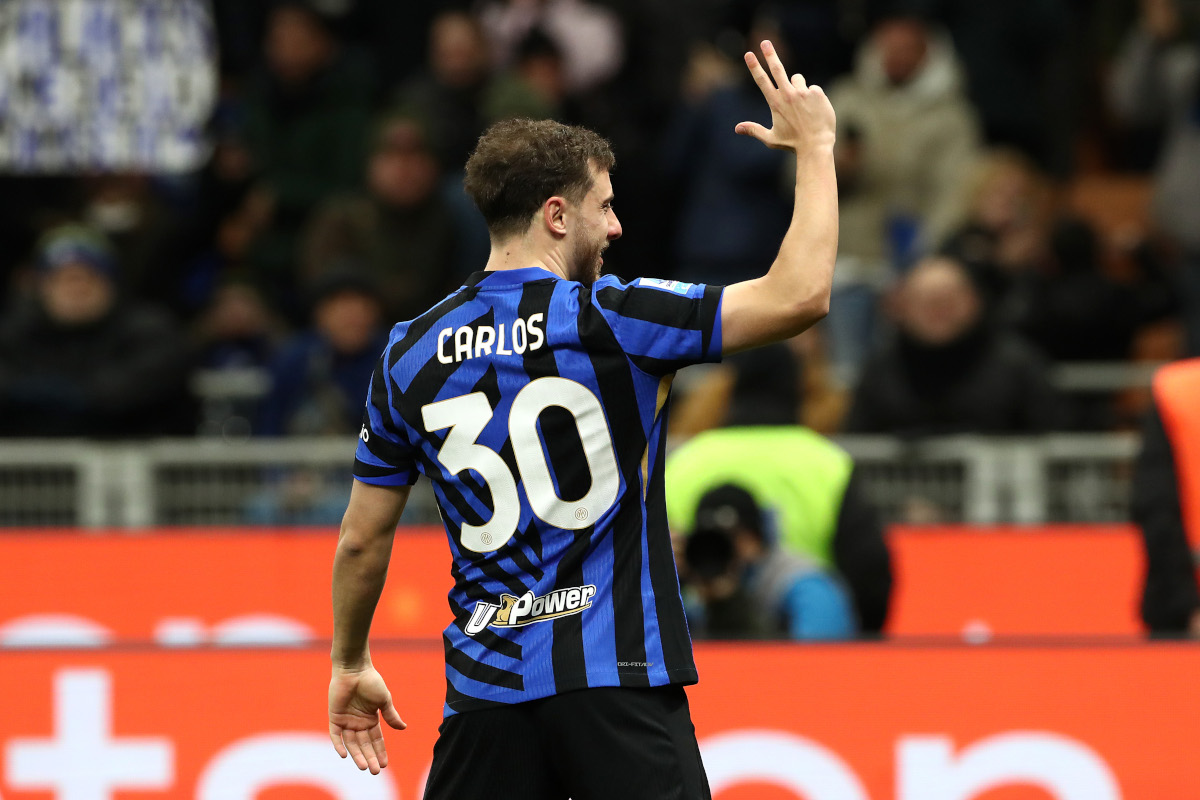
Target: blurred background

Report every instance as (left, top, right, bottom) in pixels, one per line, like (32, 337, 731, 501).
(2, 0, 1195, 526)
(3, 1, 1200, 795)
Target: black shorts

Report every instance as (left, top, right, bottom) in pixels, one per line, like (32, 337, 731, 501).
(422, 685, 712, 800)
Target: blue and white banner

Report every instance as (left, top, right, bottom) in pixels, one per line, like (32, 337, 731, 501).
(0, 0, 217, 173)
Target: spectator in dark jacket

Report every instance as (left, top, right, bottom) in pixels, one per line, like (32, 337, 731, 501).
(257, 272, 387, 436)
(663, 31, 792, 285)
(393, 11, 550, 173)
(0, 225, 193, 437)
(234, 0, 374, 317)
(303, 116, 462, 323)
(1012, 217, 1144, 363)
(845, 255, 1067, 435)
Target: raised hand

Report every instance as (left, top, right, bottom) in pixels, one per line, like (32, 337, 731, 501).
(735, 40, 836, 155)
(329, 665, 407, 775)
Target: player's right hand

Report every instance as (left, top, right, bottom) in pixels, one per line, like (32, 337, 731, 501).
(735, 39, 836, 155)
(329, 665, 407, 774)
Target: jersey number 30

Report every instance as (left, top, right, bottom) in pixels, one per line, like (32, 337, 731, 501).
(421, 377, 620, 553)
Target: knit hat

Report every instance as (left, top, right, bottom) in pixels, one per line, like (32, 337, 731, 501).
(37, 224, 117, 279)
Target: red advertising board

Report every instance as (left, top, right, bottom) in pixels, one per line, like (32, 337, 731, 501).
(0, 526, 1148, 645)
(0, 528, 453, 646)
(886, 525, 1145, 637)
(0, 642, 1195, 798)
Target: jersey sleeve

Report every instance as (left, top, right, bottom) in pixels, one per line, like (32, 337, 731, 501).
(353, 350, 419, 486)
(592, 276, 724, 375)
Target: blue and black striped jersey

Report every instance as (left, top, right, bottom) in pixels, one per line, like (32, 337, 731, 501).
(354, 266, 724, 714)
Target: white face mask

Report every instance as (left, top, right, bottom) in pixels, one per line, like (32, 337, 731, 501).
(87, 200, 141, 233)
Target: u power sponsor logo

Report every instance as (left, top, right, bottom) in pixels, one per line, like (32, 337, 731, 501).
(465, 585, 597, 636)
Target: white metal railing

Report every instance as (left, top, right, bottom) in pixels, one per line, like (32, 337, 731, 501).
(192, 362, 1165, 402)
(0, 434, 1141, 528)
(833, 434, 1140, 524)
(1050, 361, 1165, 393)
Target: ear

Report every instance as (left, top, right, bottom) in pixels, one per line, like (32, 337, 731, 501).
(542, 196, 569, 237)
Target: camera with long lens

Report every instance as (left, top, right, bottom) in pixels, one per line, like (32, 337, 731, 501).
(683, 524, 738, 581)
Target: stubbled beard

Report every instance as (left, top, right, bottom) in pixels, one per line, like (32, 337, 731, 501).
(571, 237, 607, 287)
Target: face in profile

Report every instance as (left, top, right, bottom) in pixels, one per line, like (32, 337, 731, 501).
(567, 166, 621, 287)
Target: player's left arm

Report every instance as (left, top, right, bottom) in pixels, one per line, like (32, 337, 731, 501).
(330, 479, 411, 774)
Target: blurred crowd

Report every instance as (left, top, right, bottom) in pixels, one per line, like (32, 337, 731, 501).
(1, 0, 1198, 445)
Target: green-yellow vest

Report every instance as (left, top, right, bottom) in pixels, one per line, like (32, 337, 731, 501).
(665, 426, 854, 566)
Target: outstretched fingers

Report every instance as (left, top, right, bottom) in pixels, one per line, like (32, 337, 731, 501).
(372, 726, 390, 769)
(343, 730, 369, 771)
(760, 40, 792, 94)
(356, 728, 383, 774)
(329, 723, 349, 759)
(743, 51, 777, 98)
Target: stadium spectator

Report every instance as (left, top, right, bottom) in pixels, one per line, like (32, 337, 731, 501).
(826, 12, 982, 384)
(0, 225, 193, 437)
(663, 31, 793, 284)
(912, 0, 1075, 174)
(1110, 0, 1200, 357)
(844, 255, 1067, 435)
(939, 148, 1051, 313)
(666, 342, 892, 633)
(478, 0, 625, 94)
(1135, 357, 1200, 634)
(304, 116, 463, 323)
(1012, 217, 1148, 363)
(192, 280, 283, 373)
(679, 484, 857, 640)
(669, 328, 849, 436)
(393, 10, 550, 174)
(257, 272, 387, 436)
(78, 173, 191, 315)
(391, 10, 548, 286)
(191, 280, 284, 438)
(234, 0, 374, 318)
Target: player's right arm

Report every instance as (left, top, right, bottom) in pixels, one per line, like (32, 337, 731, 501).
(329, 479, 411, 774)
(719, 40, 838, 355)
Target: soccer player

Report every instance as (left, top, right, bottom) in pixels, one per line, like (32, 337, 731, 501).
(329, 40, 836, 798)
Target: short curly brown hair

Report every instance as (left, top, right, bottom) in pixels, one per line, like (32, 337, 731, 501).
(464, 119, 615, 239)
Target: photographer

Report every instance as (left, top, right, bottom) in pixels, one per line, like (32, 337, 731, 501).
(680, 484, 857, 641)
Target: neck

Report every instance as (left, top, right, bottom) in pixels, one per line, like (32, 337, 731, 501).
(484, 233, 570, 279)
